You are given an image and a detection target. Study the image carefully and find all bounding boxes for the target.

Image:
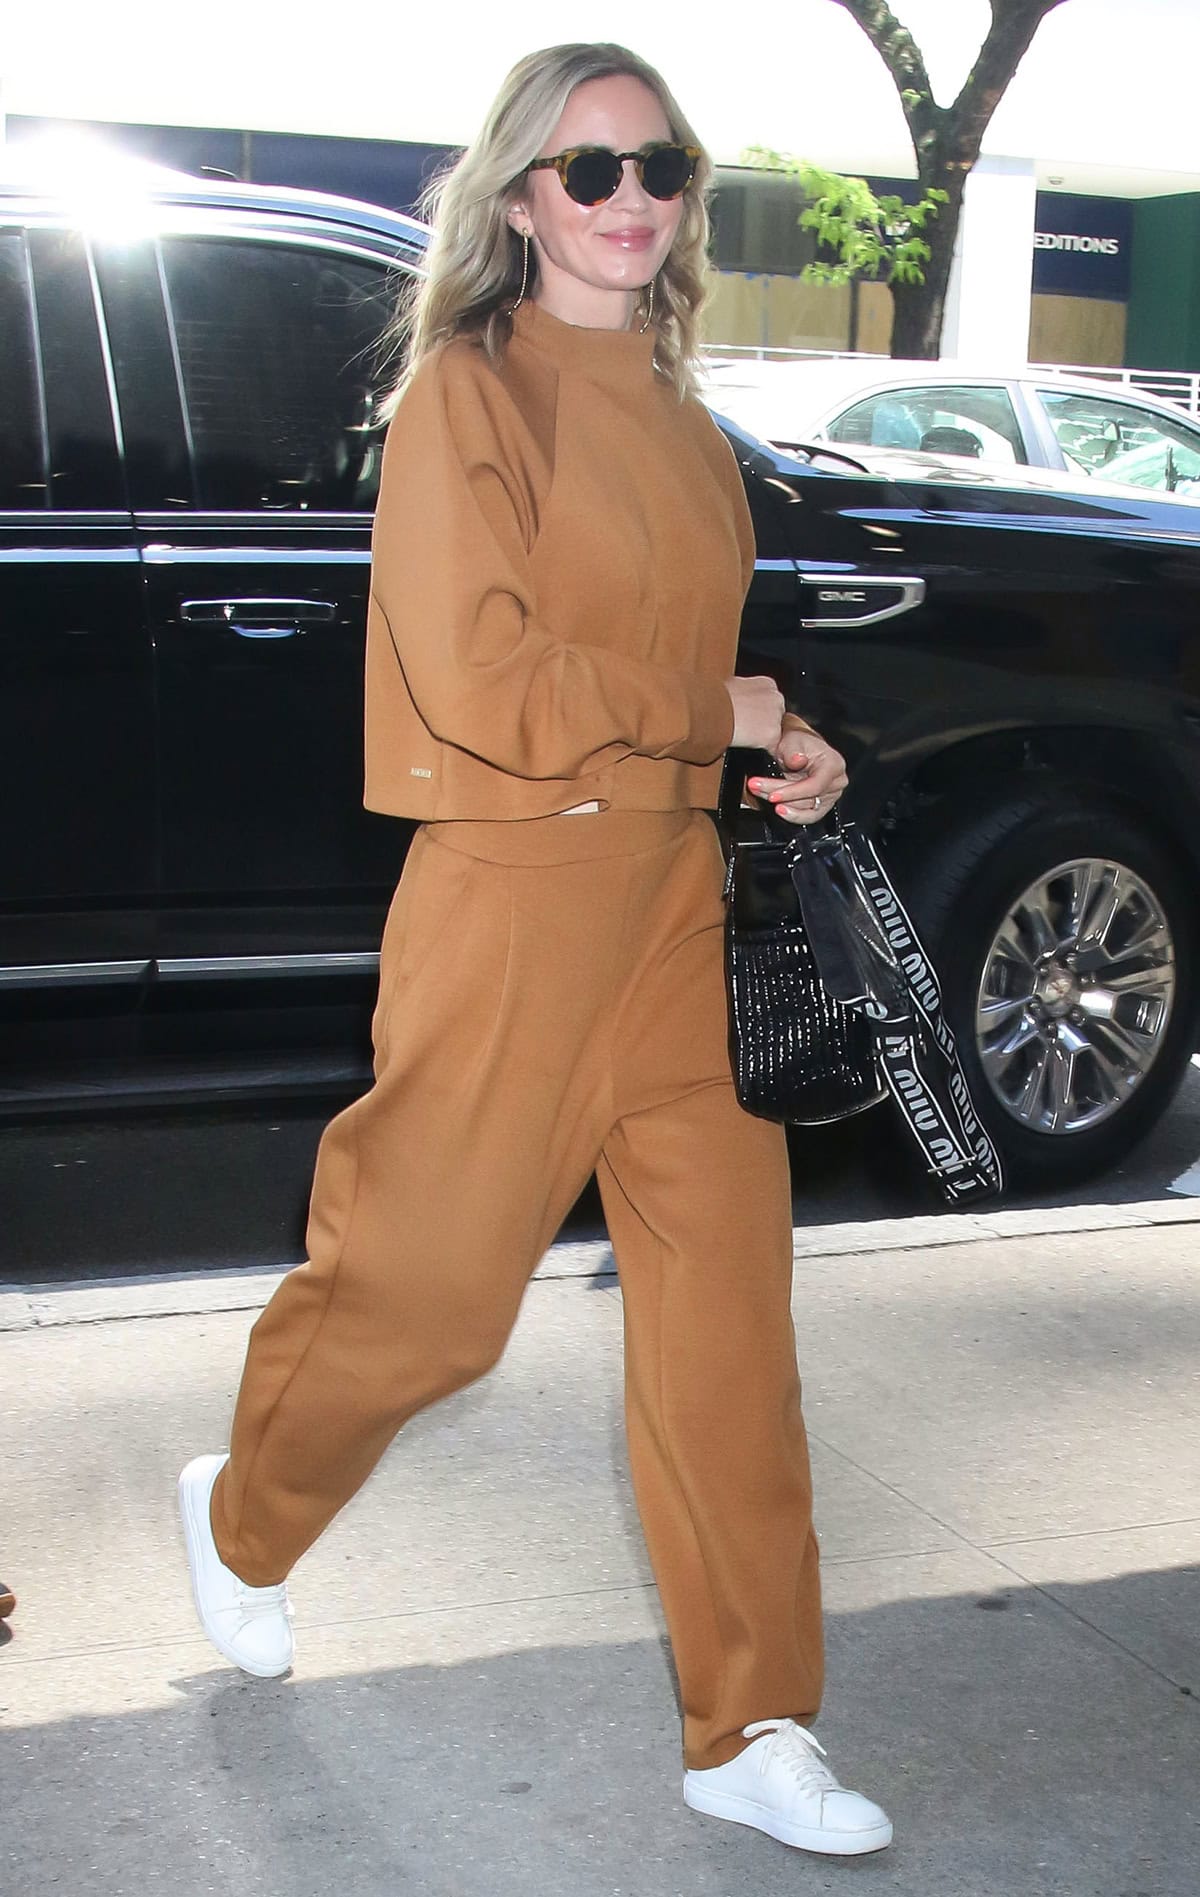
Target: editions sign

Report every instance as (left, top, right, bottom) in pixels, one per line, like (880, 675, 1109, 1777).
(1035, 231, 1119, 256)
(1032, 192, 1132, 300)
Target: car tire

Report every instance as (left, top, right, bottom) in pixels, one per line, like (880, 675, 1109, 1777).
(888, 786, 1198, 1189)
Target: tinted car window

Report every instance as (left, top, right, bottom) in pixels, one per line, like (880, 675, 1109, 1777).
(93, 238, 194, 511)
(160, 238, 393, 512)
(1039, 389, 1200, 495)
(0, 232, 47, 510)
(26, 227, 126, 510)
(826, 385, 1026, 463)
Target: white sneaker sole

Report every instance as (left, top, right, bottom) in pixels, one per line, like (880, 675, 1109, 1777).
(683, 1779, 893, 1856)
(178, 1456, 292, 1680)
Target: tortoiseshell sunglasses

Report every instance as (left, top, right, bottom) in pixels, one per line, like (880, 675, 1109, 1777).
(527, 141, 701, 207)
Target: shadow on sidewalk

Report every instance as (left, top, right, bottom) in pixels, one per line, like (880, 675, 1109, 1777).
(3, 1567, 1197, 1897)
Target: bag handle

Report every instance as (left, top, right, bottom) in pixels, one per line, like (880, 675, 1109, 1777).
(717, 745, 840, 842)
(719, 748, 887, 1011)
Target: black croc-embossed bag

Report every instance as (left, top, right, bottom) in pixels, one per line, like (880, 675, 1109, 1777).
(718, 747, 1004, 1206)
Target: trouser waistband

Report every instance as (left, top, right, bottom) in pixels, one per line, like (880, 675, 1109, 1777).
(426, 808, 699, 866)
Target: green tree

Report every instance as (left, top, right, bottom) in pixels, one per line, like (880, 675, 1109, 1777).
(740, 155, 949, 347)
(750, 0, 1072, 358)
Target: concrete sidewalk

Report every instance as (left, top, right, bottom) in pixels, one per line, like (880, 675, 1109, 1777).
(2, 1216, 1198, 1896)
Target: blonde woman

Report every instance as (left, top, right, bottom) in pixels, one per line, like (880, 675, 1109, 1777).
(179, 42, 890, 1859)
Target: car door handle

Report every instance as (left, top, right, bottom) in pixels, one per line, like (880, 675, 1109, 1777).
(179, 597, 338, 639)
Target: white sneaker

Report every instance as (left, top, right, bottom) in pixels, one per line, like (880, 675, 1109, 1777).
(683, 1718, 892, 1856)
(178, 1453, 294, 1678)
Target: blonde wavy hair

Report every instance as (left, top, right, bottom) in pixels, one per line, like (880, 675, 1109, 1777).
(379, 42, 715, 415)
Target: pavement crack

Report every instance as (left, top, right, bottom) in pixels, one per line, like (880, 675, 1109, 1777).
(810, 1433, 1199, 1703)
(984, 1515, 1200, 1549)
(0, 1579, 663, 1668)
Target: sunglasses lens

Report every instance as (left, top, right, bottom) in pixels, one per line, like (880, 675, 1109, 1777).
(642, 145, 694, 201)
(563, 150, 623, 205)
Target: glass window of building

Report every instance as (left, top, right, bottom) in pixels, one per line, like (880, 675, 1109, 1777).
(710, 171, 814, 276)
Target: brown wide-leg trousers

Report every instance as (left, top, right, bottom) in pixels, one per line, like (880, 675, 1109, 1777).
(210, 807, 822, 1769)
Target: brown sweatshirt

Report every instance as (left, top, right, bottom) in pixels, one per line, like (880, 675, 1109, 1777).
(363, 298, 754, 822)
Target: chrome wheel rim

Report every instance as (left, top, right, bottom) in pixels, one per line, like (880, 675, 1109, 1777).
(975, 856, 1176, 1136)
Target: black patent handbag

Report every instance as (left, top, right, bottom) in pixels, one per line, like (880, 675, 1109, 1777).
(718, 748, 1004, 1205)
(720, 753, 886, 1127)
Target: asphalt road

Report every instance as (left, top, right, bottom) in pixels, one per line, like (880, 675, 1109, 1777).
(3, 1059, 1198, 1283)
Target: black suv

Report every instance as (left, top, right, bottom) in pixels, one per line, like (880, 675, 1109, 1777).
(3, 167, 1198, 1189)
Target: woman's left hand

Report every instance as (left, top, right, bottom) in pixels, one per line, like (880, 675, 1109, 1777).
(747, 726, 849, 826)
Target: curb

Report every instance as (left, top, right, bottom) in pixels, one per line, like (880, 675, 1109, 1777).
(1, 1199, 1198, 1334)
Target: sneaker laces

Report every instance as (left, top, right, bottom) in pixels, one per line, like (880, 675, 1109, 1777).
(233, 1580, 292, 1623)
(743, 1719, 840, 1796)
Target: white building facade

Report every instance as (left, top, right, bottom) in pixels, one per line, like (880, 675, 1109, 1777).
(4, 0, 1200, 368)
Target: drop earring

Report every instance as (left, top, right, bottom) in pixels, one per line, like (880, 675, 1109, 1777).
(511, 231, 530, 313)
(639, 275, 656, 334)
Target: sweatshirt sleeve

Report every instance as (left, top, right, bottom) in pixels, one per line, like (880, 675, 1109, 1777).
(368, 346, 735, 782)
(708, 415, 758, 604)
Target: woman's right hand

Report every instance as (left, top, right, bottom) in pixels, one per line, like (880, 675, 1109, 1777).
(724, 675, 786, 751)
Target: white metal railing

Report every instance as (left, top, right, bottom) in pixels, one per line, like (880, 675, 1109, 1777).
(1029, 363, 1200, 419)
(699, 344, 1200, 418)
(701, 343, 888, 365)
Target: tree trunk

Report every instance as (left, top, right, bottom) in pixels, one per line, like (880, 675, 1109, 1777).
(832, 0, 1070, 357)
(889, 165, 967, 359)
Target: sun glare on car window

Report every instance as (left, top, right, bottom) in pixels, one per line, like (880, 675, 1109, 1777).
(5, 133, 181, 241)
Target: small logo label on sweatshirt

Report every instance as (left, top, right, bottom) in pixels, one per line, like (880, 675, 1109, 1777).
(410, 767, 432, 778)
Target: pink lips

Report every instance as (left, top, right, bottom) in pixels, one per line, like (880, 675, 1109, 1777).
(599, 228, 657, 251)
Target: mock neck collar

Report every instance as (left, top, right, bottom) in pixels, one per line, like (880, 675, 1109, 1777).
(511, 298, 657, 384)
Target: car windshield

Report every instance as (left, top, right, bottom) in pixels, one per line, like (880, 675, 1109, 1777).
(1039, 389, 1200, 496)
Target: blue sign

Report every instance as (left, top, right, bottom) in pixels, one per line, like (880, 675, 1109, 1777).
(1032, 192, 1131, 301)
